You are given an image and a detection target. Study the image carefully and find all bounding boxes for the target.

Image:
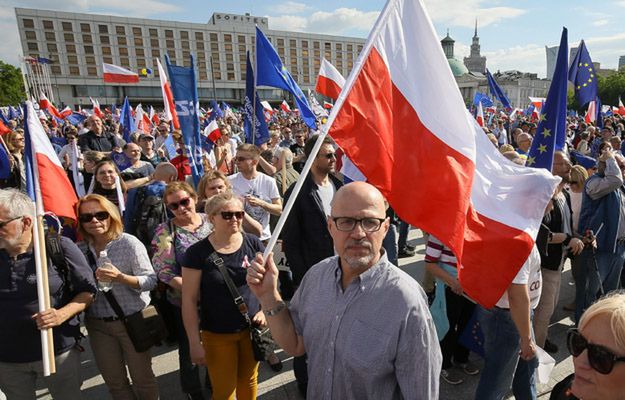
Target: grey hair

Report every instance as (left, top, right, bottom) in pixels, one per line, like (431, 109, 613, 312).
(0, 189, 35, 219)
(276, 147, 294, 167)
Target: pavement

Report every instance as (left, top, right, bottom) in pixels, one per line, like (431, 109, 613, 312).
(31, 228, 576, 399)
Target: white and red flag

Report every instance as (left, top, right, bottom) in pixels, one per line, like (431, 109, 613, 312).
(280, 100, 291, 113)
(476, 101, 485, 127)
(89, 97, 103, 118)
(203, 119, 222, 143)
(103, 63, 139, 84)
(616, 97, 625, 116)
(585, 100, 596, 123)
(315, 58, 346, 100)
(134, 104, 152, 134)
(326, 0, 559, 307)
(156, 58, 180, 129)
(38, 93, 64, 120)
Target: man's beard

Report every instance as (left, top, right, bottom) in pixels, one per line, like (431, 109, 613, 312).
(0, 229, 22, 250)
(343, 238, 376, 270)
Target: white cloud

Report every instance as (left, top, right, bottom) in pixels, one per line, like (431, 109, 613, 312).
(269, 7, 379, 35)
(272, 2, 312, 15)
(483, 44, 546, 76)
(424, 0, 526, 28)
(592, 19, 609, 27)
(268, 15, 308, 32)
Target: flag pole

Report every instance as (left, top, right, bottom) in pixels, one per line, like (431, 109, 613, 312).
(252, 27, 259, 146)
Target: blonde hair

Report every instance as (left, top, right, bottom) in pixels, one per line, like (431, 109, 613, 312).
(570, 165, 588, 185)
(197, 171, 230, 204)
(163, 181, 197, 204)
(579, 291, 625, 352)
(76, 194, 123, 243)
(499, 144, 515, 154)
(204, 191, 242, 216)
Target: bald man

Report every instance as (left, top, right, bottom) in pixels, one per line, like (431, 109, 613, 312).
(248, 182, 441, 400)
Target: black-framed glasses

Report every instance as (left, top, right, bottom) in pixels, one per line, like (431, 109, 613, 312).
(78, 211, 110, 223)
(220, 211, 245, 220)
(332, 217, 386, 232)
(567, 329, 625, 374)
(167, 197, 191, 211)
(0, 216, 23, 229)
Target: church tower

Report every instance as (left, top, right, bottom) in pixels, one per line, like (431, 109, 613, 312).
(463, 19, 487, 73)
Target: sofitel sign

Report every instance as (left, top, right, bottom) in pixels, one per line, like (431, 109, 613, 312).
(211, 13, 268, 27)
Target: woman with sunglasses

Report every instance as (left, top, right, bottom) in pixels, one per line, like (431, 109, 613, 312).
(76, 194, 159, 399)
(90, 160, 127, 212)
(1, 130, 26, 192)
(550, 292, 625, 400)
(182, 192, 266, 400)
(151, 181, 213, 399)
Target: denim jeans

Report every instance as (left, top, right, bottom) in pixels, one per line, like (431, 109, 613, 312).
(475, 306, 538, 400)
(397, 220, 410, 249)
(382, 223, 399, 266)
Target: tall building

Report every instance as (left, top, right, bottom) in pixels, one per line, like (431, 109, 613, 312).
(545, 45, 579, 79)
(619, 55, 625, 71)
(463, 19, 486, 74)
(15, 8, 366, 107)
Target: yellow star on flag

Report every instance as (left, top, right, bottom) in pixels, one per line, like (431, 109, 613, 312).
(539, 113, 546, 122)
(527, 156, 536, 166)
(543, 128, 551, 137)
(588, 78, 592, 83)
(538, 144, 547, 153)
(584, 63, 589, 67)
(577, 85, 581, 89)
(583, 83, 587, 87)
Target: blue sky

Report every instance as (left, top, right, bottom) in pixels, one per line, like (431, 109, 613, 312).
(2, 0, 624, 77)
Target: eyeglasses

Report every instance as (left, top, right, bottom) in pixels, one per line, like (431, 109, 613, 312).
(234, 156, 252, 162)
(78, 211, 110, 223)
(167, 197, 191, 211)
(220, 211, 245, 220)
(321, 152, 336, 159)
(567, 329, 625, 374)
(0, 216, 23, 229)
(332, 217, 386, 232)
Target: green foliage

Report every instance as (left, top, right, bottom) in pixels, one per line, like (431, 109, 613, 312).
(0, 61, 25, 106)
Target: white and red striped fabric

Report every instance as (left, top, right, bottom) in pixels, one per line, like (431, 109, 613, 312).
(327, 0, 559, 307)
(134, 104, 152, 134)
(24, 101, 78, 219)
(280, 100, 291, 113)
(59, 106, 72, 118)
(89, 97, 103, 118)
(476, 102, 484, 127)
(529, 96, 545, 110)
(315, 58, 346, 100)
(204, 119, 222, 143)
(103, 63, 139, 84)
(38, 93, 63, 120)
(616, 97, 625, 116)
(156, 58, 180, 129)
(585, 100, 596, 123)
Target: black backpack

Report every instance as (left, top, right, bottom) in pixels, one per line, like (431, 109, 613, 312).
(43, 220, 74, 302)
(131, 186, 168, 251)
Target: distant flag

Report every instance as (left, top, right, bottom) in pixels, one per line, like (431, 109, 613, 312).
(39, 93, 64, 120)
(8, 106, 19, 120)
(0, 120, 11, 135)
(568, 39, 598, 106)
(119, 97, 134, 143)
(527, 27, 569, 170)
(156, 58, 180, 129)
(260, 101, 273, 112)
(595, 97, 603, 129)
(0, 140, 10, 179)
(485, 69, 512, 109)
(208, 99, 224, 119)
(59, 106, 72, 119)
(102, 63, 140, 84)
(476, 101, 484, 127)
(315, 58, 345, 100)
(243, 50, 270, 145)
(37, 57, 52, 64)
(323, 101, 333, 109)
(203, 119, 222, 151)
(89, 97, 103, 118)
(162, 134, 178, 160)
(473, 92, 493, 108)
(255, 26, 316, 129)
(280, 100, 291, 113)
(617, 97, 625, 116)
(0, 109, 9, 125)
(66, 113, 87, 126)
(149, 106, 159, 125)
(585, 100, 596, 124)
(529, 97, 545, 110)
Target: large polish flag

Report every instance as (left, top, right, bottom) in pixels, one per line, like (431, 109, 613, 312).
(156, 58, 180, 129)
(315, 58, 346, 100)
(327, 0, 559, 307)
(103, 63, 140, 84)
(24, 101, 78, 219)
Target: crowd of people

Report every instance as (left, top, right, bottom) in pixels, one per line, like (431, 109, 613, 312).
(0, 103, 624, 400)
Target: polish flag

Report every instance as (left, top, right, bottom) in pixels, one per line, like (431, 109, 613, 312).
(134, 104, 152, 134)
(89, 97, 103, 118)
(476, 102, 485, 127)
(203, 119, 222, 143)
(23, 101, 78, 219)
(616, 97, 625, 116)
(585, 100, 596, 123)
(315, 58, 346, 100)
(38, 93, 63, 120)
(280, 100, 291, 113)
(529, 97, 546, 110)
(149, 106, 160, 125)
(323, 101, 333, 109)
(156, 58, 180, 129)
(59, 106, 73, 119)
(103, 63, 140, 84)
(327, 0, 559, 307)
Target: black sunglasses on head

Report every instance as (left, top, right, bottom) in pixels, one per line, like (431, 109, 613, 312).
(220, 211, 245, 220)
(567, 328, 625, 374)
(79, 211, 110, 223)
(167, 197, 191, 211)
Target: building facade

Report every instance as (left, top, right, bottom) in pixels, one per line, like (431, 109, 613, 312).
(15, 8, 366, 107)
(463, 20, 486, 74)
(619, 55, 625, 71)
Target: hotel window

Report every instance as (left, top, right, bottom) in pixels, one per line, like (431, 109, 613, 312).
(118, 37, 127, 46)
(99, 25, 108, 34)
(180, 31, 189, 39)
(84, 45, 94, 54)
(27, 42, 38, 51)
(45, 32, 56, 41)
(120, 57, 130, 67)
(277, 38, 284, 47)
(336, 43, 342, 52)
(67, 55, 78, 64)
(116, 26, 125, 35)
(134, 37, 143, 46)
(83, 34, 92, 44)
(25, 31, 36, 40)
(224, 43, 232, 52)
(149, 28, 158, 37)
(119, 47, 128, 56)
(66, 44, 76, 53)
(85, 56, 95, 65)
(195, 32, 204, 41)
(210, 42, 218, 51)
(150, 39, 159, 47)
(136, 48, 144, 57)
(182, 40, 190, 50)
(166, 39, 174, 49)
(51, 65, 61, 75)
(165, 30, 173, 38)
(62, 22, 72, 31)
(100, 35, 110, 44)
(290, 39, 296, 47)
(47, 44, 57, 52)
(80, 23, 91, 33)
(137, 59, 146, 67)
(87, 66, 97, 76)
(196, 41, 204, 51)
(132, 27, 142, 36)
(224, 34, 232, 42)
(102, 47, 111, 55)
(313, 41, 319, 49)
(42, 20, 54, 30)
(347, 44, 353, 52)
(211, 58, 221, 80)
(103, 56, 113, 64)
(64, 33, 74, 42)
(238, 35, 246, 44)
(69, 66, 80, 76)
(22, 19, 34, 29)
(152, 49, 160, 59)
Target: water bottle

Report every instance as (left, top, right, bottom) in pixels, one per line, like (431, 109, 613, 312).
(97, 250, 114, 292)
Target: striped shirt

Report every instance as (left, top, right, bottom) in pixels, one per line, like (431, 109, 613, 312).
(424, 235, 457, 268)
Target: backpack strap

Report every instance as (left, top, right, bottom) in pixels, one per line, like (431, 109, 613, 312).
(45, 228, 74, 299)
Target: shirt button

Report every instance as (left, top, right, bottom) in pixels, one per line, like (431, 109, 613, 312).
(335, 315, 339, 320)
(327, 368, 331, 372)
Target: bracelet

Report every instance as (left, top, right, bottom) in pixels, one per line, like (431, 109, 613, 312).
(563, 234, 572, 246)
(265, 301, 287, 317)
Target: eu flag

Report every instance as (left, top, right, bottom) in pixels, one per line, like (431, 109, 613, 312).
(119, 97, 134, 143)
(209, 99, 224, 120)
(472, 92, 493, 107)
(255, 27, 316, 130)
(527, 27, 568, 170)
(568, 40, 597, 107)
(486, 69, 512, 109)
(244, 51, 270, 145)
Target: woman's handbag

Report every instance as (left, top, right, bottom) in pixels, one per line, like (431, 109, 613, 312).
(103, 291, 168, 353)
(209, 252, 273, 362)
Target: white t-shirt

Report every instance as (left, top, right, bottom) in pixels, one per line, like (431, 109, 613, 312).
(495, 245, 542, 309)
(317, 181, 336, 218)
(228, 172, 280, 241)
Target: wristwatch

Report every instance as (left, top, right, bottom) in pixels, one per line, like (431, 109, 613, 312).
(265, 301, 287, 317)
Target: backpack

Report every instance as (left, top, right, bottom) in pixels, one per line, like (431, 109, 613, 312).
(131, 185, 168, 250)
(43, 219, 74, 302)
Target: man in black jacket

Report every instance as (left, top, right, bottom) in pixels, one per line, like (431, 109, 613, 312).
(282, 134, 343, 396)
(78, 115, 120, 152)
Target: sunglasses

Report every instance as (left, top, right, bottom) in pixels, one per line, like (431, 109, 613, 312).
(0, 215, 23, 229)
(220, 211, 245, 220)
(78, 211, 110, 223)
(567, 329, 625, 374)
(167, 197, 191, 211)
(321, 152, 336, 159)
(235, 156, 252, 162)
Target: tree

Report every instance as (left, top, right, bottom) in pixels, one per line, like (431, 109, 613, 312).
(0, 61, 25, 106)
(568, 70, 625, 113)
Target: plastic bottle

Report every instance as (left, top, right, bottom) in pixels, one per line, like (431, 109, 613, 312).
(97, 250, 114, 292)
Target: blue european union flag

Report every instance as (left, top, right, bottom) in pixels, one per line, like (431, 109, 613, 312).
(595, 96, 603, 129)
(255, 27, 316, 130)
(8, 106, 19, 120)
(486, 69, 512, 109)
(119, 97, 134, 143)
(165, 53, 204, 187)
(0, 138, 10, 179)
(568, 40, 597, 107)
(472, 92, 493, 107)
(244, 51, 270, 145)
(527, 27, 568, 170)
(209, 99, 224, 120)
(66, 112, 87, 126)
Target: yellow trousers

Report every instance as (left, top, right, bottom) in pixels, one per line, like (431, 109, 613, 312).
(201, 329, 259, 400)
